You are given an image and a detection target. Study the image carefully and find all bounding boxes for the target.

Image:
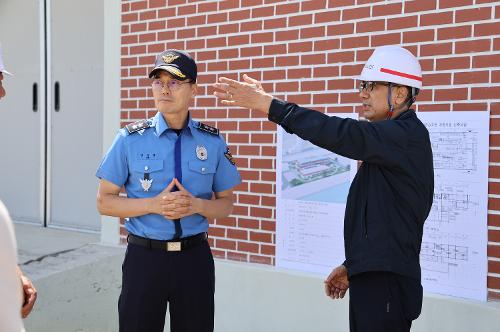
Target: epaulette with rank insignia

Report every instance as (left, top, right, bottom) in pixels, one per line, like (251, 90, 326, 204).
(197, 122, 219, 136)
(126, 119, 150, 134)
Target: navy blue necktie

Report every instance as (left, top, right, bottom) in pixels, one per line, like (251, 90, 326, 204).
(172, 130, 183, 239)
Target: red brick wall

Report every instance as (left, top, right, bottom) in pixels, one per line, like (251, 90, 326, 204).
(120, 0, 500, 300)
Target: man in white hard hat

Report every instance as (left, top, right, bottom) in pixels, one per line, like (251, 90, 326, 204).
(0, 44, 37, 332)
(213, 45, 433, 332)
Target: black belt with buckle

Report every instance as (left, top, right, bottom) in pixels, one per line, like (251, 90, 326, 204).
(127, 232, 208, 252)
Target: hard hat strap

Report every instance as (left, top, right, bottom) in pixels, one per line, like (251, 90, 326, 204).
(386, 83, 394, 120)
(405, 87, 419, 110)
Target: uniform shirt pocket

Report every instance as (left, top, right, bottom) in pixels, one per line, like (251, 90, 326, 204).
(129, 159, 164, 194)
(188, 160, 216, 175)
(188, 160, 216, 195)
(130, 159, 164, 173)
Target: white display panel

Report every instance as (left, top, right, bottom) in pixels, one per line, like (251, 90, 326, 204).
(419, 111, 489, 301)
(275, 110, 490, 302)
(276, 113, 358, 275)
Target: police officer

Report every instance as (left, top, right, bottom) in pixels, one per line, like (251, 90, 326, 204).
(213, 45, 434, 332)
(96, 49, 241, 332)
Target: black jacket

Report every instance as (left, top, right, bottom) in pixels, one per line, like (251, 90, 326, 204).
(269, 99, 434, 280)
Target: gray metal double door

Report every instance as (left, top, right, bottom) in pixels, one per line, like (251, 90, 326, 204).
(0, 0, 103, 231)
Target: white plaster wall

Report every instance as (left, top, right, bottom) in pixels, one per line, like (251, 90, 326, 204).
(100, 0, 121, 245)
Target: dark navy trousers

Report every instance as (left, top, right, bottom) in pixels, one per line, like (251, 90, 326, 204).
(349, 272, 423, 332)
(118, 241, 215, 332)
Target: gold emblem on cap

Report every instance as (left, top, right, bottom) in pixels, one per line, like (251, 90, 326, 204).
(162, 53, 180, 64)
(165, 67, 186, 78)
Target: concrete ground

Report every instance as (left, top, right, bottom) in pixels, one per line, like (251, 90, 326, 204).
(14, 223, 124, 332)
(13, 223, 500, 332)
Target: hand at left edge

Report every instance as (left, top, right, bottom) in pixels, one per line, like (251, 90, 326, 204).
(18, 266, 37, 318)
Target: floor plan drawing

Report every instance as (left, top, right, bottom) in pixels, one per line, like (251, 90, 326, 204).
(431, 130, 478, 171)
(428, 183, 480, 225)
(419, 111, 489, 301)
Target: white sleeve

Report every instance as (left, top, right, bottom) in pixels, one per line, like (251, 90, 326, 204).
(0, 200, 25, 332)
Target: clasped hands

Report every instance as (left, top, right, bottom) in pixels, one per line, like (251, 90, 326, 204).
(153, 178, 201, 220)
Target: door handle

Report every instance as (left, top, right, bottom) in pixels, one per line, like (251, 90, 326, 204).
(54, 81, 60, 112)
(32, 83, 38, 112)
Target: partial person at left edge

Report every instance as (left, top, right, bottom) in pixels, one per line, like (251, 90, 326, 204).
(0, 43, 38, 332)
(96, 49, 241, 332)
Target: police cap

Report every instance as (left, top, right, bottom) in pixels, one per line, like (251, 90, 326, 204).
(149, 49, 197, 82)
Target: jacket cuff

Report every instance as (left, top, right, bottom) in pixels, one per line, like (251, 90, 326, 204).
(268, 98, 289, 124)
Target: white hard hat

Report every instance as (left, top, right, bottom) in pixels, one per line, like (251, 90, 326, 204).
(359, 45, 421, 89)
(0, 43, 13, 76)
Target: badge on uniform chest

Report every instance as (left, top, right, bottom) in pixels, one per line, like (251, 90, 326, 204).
(140, 166, 153, 192)
(196, 145, 208, 161)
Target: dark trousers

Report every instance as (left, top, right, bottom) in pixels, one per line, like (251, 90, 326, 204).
(349, 272, 423, 332)
(118, 240, 215, 332)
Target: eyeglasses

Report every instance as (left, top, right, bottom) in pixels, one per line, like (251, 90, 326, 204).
(358, 81, 390, 93)
(151, 79, 191, 91)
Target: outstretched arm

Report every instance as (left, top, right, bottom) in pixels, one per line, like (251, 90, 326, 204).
(214, 75, 409, 166)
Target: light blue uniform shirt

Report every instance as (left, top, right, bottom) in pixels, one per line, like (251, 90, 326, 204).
(96, 112, 241, 240)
